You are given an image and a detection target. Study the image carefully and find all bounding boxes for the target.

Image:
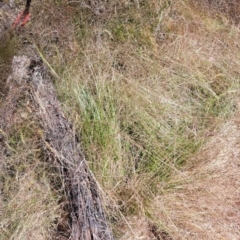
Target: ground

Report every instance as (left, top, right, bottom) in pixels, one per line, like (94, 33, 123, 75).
(1, 0, 240, 239)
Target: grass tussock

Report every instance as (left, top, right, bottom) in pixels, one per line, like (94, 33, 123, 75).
(1, 0, 240, 238)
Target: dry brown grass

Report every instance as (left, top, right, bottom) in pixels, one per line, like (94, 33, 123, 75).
(192, 0, 240, 24)
(151, 112, 240, 239)
(0, 137, 63, 240)
(1, 0, 240, 239)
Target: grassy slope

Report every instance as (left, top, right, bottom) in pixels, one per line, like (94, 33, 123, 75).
(1, 0, 240, 239)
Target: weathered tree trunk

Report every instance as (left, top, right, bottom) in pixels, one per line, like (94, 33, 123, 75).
(0, 54, 115, 240)
(30, 56, 115, 239)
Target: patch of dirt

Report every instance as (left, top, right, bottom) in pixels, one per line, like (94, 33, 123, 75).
(154, 114, 240, 239)
(118, 217, 172, 240)
(118, 217, 161, 240)
(149, 223, 172, 240)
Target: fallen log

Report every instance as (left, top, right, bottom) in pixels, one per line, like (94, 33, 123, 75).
(0, 54, 115, 240)
(30, 55, 116, 239)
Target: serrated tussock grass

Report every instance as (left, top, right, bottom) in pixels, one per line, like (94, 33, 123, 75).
(1, 0, 240, 238)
